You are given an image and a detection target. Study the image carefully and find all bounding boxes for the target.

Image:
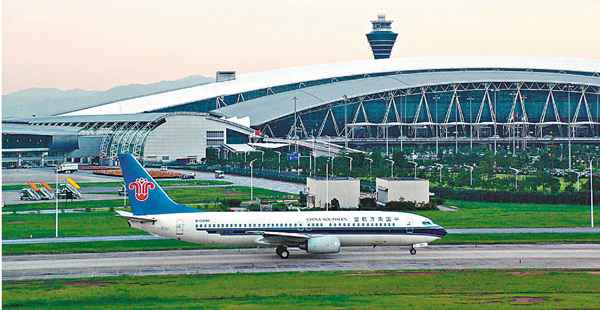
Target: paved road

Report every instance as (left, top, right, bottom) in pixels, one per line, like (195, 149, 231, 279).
(3, 244, 600, 280)
(2, 167, 304, 204)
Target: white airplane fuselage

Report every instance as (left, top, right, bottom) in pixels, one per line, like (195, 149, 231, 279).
(129, 210, 445, 247)
(116, 153, 446, 258)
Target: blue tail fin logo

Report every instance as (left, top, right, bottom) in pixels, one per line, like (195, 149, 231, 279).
(118, 153, 203, 215)
(129, 178, 155, 201)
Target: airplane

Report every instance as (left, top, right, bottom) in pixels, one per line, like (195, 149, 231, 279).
(116, 153, 447, 259)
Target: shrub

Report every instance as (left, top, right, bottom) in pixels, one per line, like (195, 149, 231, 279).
(359, 197, 377, 210)
(225, 199, 241, 207)
(385, 200, 416, 211)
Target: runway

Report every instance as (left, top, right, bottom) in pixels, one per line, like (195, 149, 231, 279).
(3, 243, 600, 280)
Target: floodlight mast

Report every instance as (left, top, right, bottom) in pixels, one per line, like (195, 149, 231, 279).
(464, 164, 475, 186)
(344, 156, 353, 173)
(385, 159, 395, 178)
(435, 163, 444, 184)
(365, 157, 373, 182)
(591, 157, 595, 228)
(509, 167, 521, 189)
(408, 160, 417, 178)
(274, 151, 281, 173)
(250, 159, 258, 201)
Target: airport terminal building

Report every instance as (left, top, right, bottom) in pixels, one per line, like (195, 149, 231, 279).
(3, 56, 600, 167)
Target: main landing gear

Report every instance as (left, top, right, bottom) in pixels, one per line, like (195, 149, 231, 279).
(276, 245, 290, 259)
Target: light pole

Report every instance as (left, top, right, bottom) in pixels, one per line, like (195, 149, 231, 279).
(250, 159, 257, 201)
(365, 157, 373, 182)
(326, 159, 330, 211)
(274, 151, 281, 173)
(385, 124, 389, 156)
(590, 157, 595, 227)
(435, 163, 444, 184)
(55, 167, 59, 238)
(464, 164, 475, 187)
(385, 159, 395, 178)
(408, 160, 417, 178)
(257, 150, 264, 170)
(576, 171, 584, 191)
(344, 156, 353, 173)
(509, 167, 520, 190)
(433, 95, 441, 156)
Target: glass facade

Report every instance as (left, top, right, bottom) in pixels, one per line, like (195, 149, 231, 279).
(2, 134, 51, 149)
(262, 83, 600, 139)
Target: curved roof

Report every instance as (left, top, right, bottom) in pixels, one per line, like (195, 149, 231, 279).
(212, 70, 600, 126)
(64, 56, 600, 116)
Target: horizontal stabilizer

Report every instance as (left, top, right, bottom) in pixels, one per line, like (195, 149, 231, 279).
(116, 210, 157, 223)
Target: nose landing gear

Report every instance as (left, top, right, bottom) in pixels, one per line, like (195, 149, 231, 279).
(276, 245, 289, 259)
(409, 248, 417, 255)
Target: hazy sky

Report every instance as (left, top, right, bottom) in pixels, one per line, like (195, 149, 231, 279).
(3, 0, 600, 95)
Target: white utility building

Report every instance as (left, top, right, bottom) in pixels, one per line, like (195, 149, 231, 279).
(305, 177, 360, 209)
(376, 177, 431, 204)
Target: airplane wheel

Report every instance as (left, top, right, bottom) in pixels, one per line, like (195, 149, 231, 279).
(410, 248, 417, 255)
(276, 246, 289, 259)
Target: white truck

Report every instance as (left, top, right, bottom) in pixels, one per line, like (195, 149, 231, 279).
(56, 163, 78, 173)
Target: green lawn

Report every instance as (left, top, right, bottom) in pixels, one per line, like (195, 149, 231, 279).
(3, 270, 600, 309)
(413, 200, 596, 229)
(2, 212, 145, 239)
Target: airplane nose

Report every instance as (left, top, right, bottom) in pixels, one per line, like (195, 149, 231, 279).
(438, 227, 447, 237)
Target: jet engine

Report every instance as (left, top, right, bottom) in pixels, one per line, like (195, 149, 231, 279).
(300, 236, 341, 254)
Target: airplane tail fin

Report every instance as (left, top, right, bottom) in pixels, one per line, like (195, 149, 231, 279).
(118, 153, 202, 215)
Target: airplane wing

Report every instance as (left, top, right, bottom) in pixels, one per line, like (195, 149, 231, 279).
(116, 210, 157, 223)
(256, 231, 311, 246)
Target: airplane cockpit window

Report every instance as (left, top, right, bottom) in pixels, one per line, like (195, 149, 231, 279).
(422, 221, 433, 225)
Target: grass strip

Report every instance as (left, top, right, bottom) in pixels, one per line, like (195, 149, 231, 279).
(3, 270, 600, 309)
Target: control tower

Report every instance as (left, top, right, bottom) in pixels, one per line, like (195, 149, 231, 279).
(366, 12, 398, 59)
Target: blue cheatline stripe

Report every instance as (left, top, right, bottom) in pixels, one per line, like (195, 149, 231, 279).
(195, 227, 447, 238)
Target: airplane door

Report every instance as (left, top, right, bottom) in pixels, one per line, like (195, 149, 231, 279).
(406, 217, 413, 233)
(176, 219, 184, 235)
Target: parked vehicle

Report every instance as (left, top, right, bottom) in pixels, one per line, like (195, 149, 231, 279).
(214, 170, 225, 179)
(180, 172, 195, 179)
(55, 163, 78, 173)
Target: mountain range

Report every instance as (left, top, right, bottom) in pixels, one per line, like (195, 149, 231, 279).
(2, 75, 214, 118)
